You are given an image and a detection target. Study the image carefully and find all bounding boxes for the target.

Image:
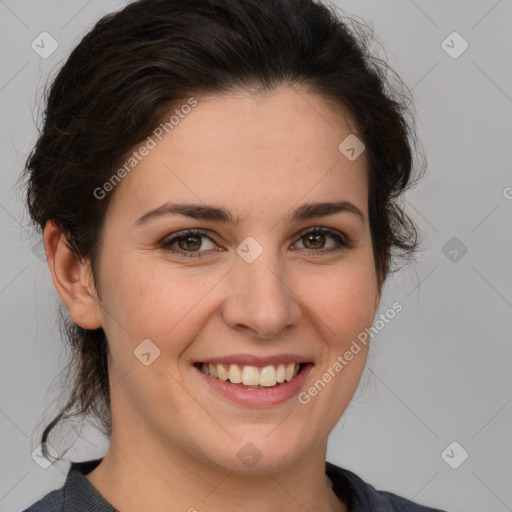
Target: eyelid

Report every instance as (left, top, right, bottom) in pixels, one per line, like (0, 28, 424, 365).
(292, 226, 353, 252)
(295, 225, 350, 243)
(160, 226, 352, 258)
(159, 229, 218, 257)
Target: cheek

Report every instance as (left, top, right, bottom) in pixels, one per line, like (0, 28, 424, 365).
(287, 263, 376, 441)
(98, 251, 214, 355)
(299, 259, 378, 342)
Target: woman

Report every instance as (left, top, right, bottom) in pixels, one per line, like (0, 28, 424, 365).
(21, 0, 445, 510)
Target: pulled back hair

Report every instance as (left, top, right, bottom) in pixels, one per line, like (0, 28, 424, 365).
(21, 0, 424, 460)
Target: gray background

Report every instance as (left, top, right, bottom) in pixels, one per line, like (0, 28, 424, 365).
(1, 1, 511, 511)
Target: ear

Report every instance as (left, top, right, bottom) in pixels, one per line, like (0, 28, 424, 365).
(43, 220, 102, 330)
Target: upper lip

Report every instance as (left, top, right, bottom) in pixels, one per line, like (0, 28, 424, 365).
(194, 354, 313, 367)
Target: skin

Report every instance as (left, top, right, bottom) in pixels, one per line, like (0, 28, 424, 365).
(45, 85, 382, 512)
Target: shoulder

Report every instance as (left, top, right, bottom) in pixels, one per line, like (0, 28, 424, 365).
(21, 458, 116, 512)
(326, 461, 447, 512)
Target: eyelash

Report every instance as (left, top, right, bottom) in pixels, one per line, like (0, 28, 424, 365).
(159, 227, 352, 259)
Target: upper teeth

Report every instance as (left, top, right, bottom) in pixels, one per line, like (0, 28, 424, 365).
(200, 363, 301, 387)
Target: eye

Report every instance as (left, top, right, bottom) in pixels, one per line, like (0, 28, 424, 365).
(160, 229, 218, 258)
(160, 227, 352, 259)
(292, 227, 351, 254)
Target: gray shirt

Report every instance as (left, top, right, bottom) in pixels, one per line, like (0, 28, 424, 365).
(22, 458, 446, 511)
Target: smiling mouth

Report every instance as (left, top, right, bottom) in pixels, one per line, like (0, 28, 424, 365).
(193, 362, 306, 389)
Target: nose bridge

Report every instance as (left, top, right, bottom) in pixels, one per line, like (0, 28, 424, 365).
(222, 240, 301, 338)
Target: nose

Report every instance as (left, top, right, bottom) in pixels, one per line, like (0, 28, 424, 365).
(221, 248, 302, 340)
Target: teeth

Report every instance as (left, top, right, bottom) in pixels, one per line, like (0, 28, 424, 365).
(199, 362, 303, 387)
(259, 365, 276, 387)
(228, 364, 242, 384)
(276, 364, 286, 383)
(285, 363, 295, 381)
(242, 365, 260, 385)
(217, 364, 229, 381)
(208, 363, 217, 378)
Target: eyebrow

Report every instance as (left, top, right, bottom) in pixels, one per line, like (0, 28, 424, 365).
(134, 200, 365, 227)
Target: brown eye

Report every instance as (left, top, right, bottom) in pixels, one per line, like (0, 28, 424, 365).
(302, 232, 327, 250)
(294, 227, 351, 254)
(161, 229, 217, 258)
(177, 235, 202, 251)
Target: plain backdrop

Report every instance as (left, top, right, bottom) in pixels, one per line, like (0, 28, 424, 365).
(1, 1, 511, 511)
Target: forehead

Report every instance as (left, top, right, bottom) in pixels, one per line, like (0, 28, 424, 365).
(106, 86, 368, 224)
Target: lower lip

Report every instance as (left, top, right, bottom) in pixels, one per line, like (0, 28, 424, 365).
(193, 363, 314, 407)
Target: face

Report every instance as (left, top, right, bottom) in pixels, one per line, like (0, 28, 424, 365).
(91, 86, 381, 471)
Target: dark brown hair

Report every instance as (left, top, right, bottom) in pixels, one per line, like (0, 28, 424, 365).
(21, 0, 424, 460)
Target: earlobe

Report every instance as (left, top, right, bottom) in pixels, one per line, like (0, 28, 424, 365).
(43, 220, 103, 330)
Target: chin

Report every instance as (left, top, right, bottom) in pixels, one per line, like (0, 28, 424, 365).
(204, 431, 314, 473)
